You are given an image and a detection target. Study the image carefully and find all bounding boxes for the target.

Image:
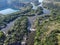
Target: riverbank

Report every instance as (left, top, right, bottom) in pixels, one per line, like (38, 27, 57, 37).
(1, 0, 51, 34)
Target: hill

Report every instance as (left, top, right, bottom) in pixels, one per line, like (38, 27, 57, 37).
(34, 14, 60, 45)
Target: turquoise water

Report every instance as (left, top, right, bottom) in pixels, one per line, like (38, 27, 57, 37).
(0, 8, 18, 15)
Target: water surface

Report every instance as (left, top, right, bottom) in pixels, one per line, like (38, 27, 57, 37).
(0, 8, 18, 15)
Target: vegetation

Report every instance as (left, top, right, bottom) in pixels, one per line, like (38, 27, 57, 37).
(43, 0, 60, 10)
(0, 5, 43, 30)
(34, 13, 60, 45)
(0, 31, 5, 45)
(0, 16, 28, 45)
(35, 7, 43, 15)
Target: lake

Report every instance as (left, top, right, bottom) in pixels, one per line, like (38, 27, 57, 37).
(0, 0, 33, 15)
(0, 0, 44, 15)
(0, 0, 27, 15)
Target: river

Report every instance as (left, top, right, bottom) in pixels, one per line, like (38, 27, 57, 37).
(27, 0, 50, 31)
(1, 0, 51, 33)
(31, 0, 50, 14)
(1, 21, 15, 34)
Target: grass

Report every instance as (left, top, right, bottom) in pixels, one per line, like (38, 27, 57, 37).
(56, 33, 60, 45)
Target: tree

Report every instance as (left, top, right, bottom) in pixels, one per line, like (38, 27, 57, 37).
(0, 31, 5, 45)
